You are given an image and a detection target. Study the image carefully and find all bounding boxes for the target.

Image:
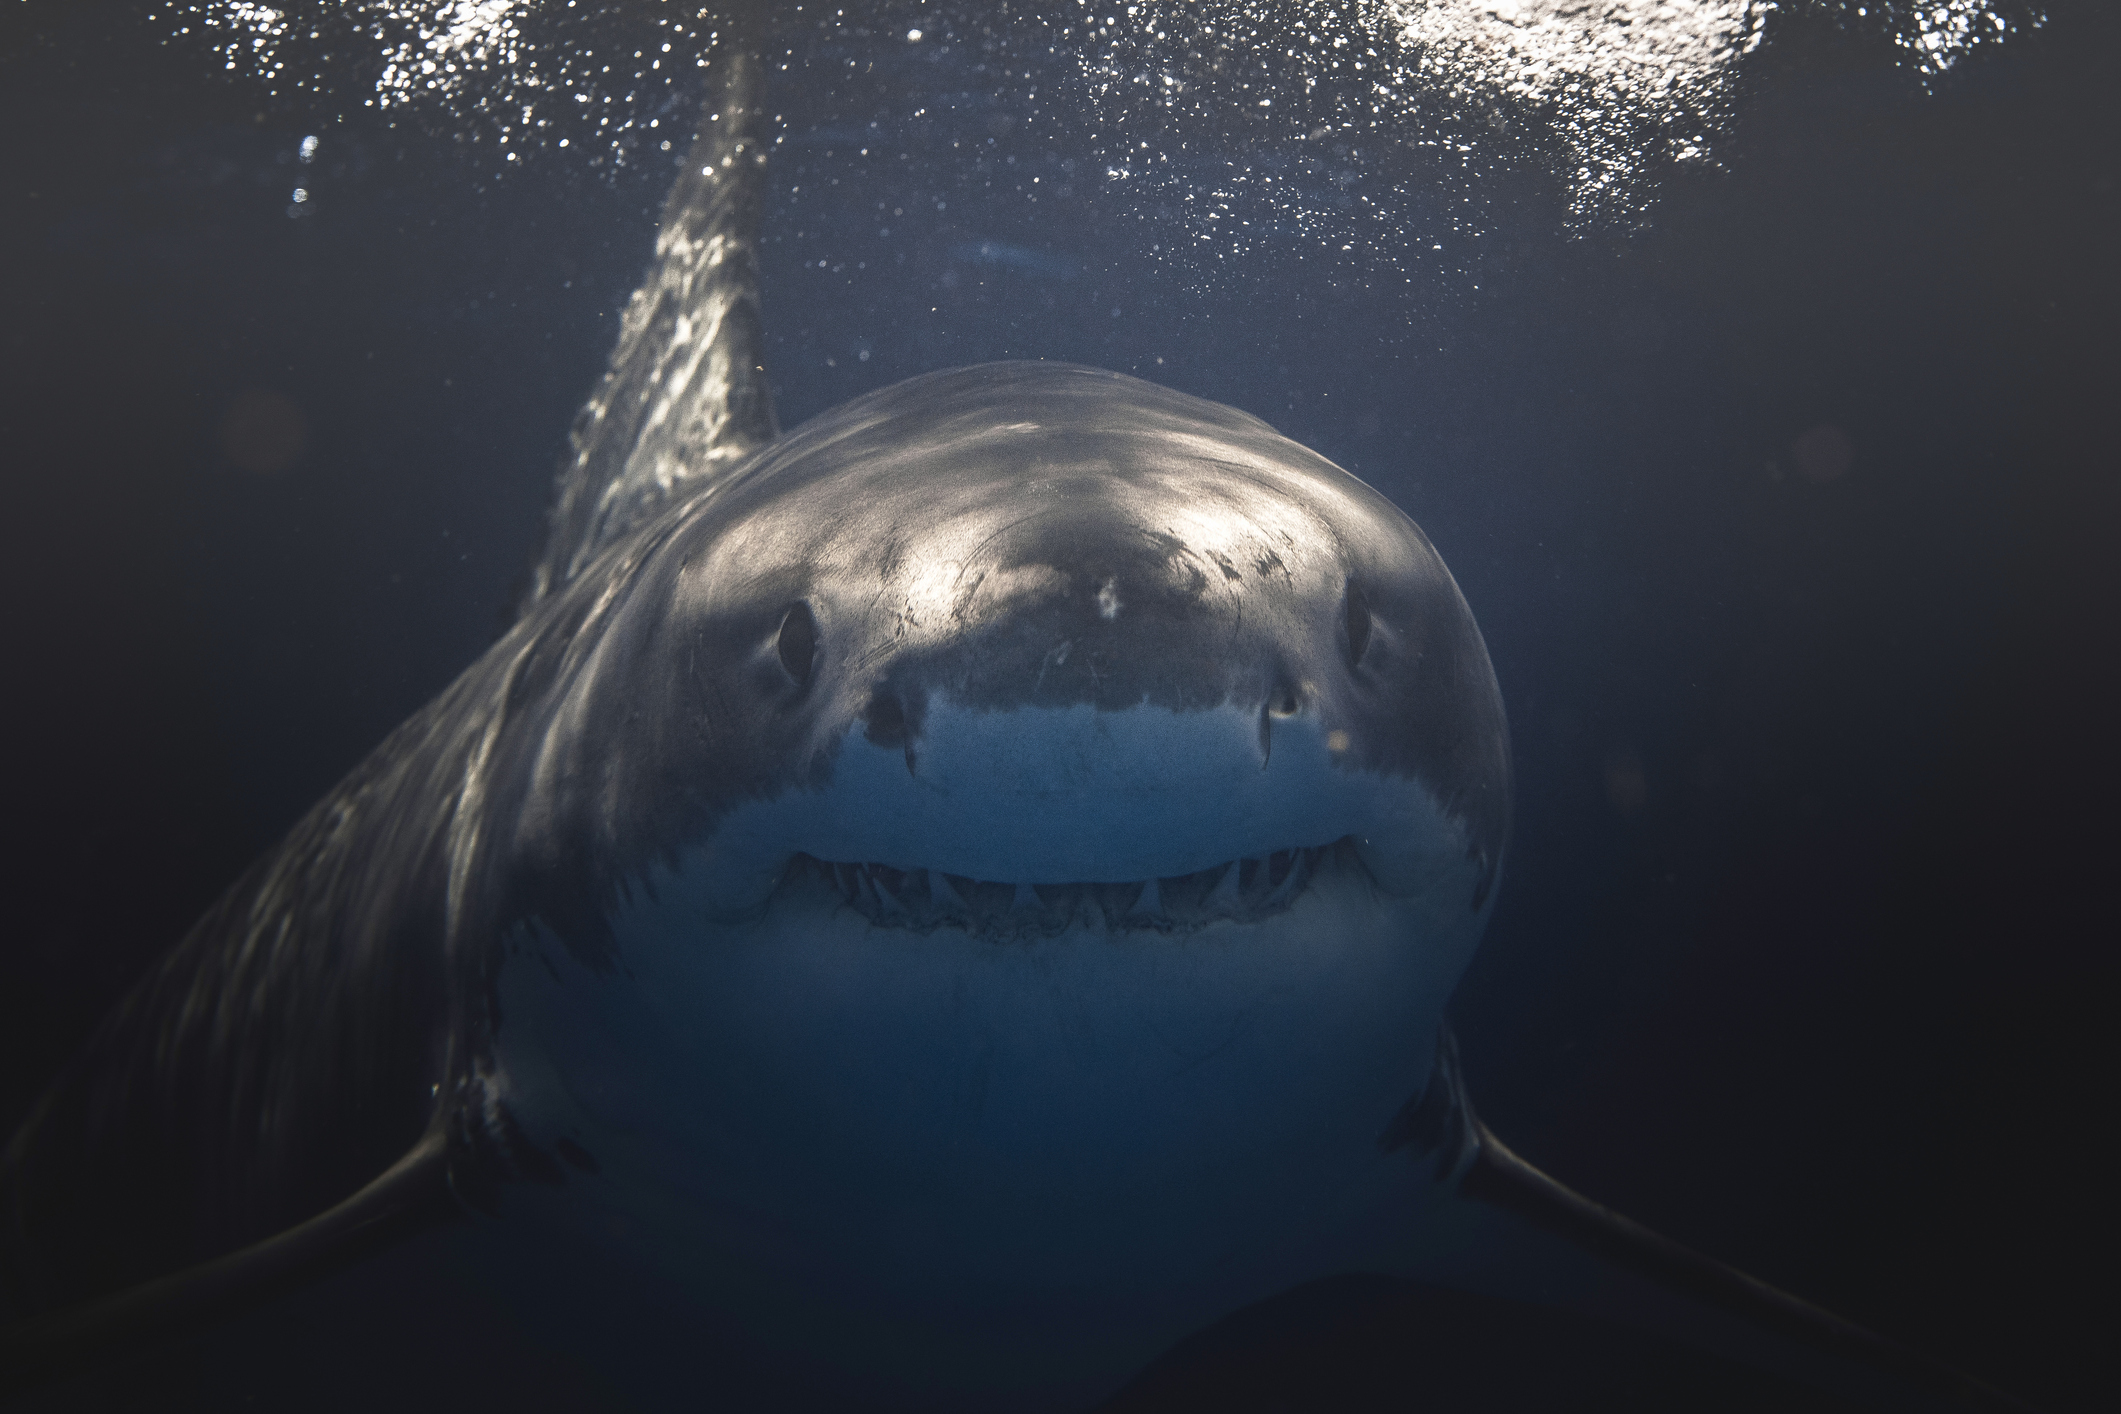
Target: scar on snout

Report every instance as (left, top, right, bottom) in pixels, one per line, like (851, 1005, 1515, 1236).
(1037, 639, 1072, 689)
(1097, 577, 1122, 620)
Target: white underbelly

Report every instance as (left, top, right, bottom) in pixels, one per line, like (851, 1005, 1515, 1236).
(485, 855, 1476, 1407)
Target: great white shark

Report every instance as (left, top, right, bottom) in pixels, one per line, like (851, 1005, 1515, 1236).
(0, 51, 2034, 1413)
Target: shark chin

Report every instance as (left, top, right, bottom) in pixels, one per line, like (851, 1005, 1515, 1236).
(485, 699, 1493, 1408)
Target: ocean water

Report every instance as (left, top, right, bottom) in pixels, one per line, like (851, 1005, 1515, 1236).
(0, 3, 2110, 1410)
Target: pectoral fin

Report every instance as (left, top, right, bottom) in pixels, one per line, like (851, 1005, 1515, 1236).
(1389, 1027, 2040, 1413)
(0, 1127, 456, 1396)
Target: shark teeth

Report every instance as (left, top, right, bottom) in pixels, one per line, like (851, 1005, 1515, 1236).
(928, 870, 966, 910)
(806, 843, 1336, 939)
(1126, 877, 1162, 922)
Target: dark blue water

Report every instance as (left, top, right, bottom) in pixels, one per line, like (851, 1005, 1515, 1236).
(0, 2, 2110, 1409)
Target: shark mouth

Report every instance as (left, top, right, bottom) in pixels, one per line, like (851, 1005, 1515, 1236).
(797, 838, 1358, 938)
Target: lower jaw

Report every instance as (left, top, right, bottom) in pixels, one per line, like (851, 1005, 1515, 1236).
(489, 862, 1477, 1403)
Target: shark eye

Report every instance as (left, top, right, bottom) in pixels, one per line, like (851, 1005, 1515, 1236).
(777, 603, 818, 688)
(1344, 580, 1373, 669)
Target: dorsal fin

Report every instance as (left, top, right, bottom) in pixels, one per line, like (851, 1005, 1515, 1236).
(524, 48, 778, 611)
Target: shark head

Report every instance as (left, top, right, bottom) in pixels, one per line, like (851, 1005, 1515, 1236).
(484, 361, 1510, 1399)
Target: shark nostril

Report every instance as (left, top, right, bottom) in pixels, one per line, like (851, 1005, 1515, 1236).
(1344, 579, 1372, 669)
(1259, 682, 1301, 762)
(777, 602, 818, 688)
(867, 692, 904, 736)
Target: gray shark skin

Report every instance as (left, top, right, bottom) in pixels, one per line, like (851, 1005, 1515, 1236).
(0, 50, 2034, 1414)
